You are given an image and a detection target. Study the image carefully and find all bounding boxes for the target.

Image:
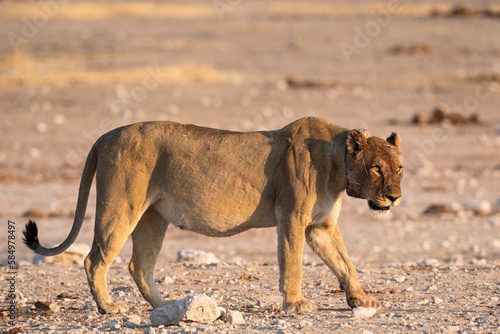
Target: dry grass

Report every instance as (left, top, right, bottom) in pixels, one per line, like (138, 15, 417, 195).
(0, 1, 214, 20)
(268, 2, 452, 17)
(0, 1, 471, 20)
(0, 52, 233, 87)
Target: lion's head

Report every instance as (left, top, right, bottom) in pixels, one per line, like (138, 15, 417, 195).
(345, 129, 403, 216)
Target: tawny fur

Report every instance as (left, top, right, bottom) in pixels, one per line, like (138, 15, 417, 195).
(23, 117, 403, 314)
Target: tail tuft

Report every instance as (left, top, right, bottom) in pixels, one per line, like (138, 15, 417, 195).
(23, 220, 40, 251)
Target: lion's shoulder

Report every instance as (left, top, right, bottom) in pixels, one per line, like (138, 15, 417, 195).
(282, 117, 347, 142)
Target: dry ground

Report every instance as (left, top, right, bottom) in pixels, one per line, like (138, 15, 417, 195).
(1, 0, 500, 333)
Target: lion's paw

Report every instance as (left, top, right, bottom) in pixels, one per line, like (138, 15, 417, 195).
(362, 297, 380, 309)
(347, 295, 380, 309)
(98, 302, 129, 314)
(284, 299, 317, 314)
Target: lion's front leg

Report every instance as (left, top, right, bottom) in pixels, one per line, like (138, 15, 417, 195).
(305, 220, 380, 309)
(276, 215, 317, 314)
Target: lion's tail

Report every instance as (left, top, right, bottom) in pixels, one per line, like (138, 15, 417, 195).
(23, 140, 99, 256)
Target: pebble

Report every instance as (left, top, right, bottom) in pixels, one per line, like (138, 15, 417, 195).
(394, 276, 406, 283)
(123, 314, 141, 327)
(433, 297, 444, 304)
(352, 307, 377, 319)
(160, 275, 174, 285)
(49, 302, 61, 312)
(224, 309, 245, 324)
(177, 250, 220, 265)
(466, 200, 492, 215)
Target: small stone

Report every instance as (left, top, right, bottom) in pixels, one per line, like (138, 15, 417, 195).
(224, 309, 245, 324)
(466, 200, 492, 215)
(363, 330, 374, 334)
(49, 302, 61, 312)
(177, 250, 220, 265)
(433, 297, 444, 304)
(404, 287, 414, 292)
(352, 307, 377, 319)
(160, 275, 174, 285)
(425, 285, 437, 291)
(394, 276, 406, 283)
(123, 314, 141, 326)
(417, 299, 430, 305)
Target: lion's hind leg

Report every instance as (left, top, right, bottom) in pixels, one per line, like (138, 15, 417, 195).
(85, 189, 149, 313)
(129, 206, 174, 309)
(85, 229, 131, 314)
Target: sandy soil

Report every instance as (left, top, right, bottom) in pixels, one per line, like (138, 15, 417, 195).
(1, 0, 500, 333)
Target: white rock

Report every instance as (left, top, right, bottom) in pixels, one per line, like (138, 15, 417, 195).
(466, 200, 492, 215)
(394, 276, 406, 283)
(177, 250, 220, 265)
(160, 275, 174, 285)
(49, 302, 61, 312)
(352, 307, 377, 319)
(224, 309, 245, 324)
(433, 297, 444, 304)
(417, 299, 430, 305)
(150, 294, 221, 326)
(124, 314, 141, 326)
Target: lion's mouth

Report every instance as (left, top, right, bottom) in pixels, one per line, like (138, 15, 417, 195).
(368, 200, 390, 211)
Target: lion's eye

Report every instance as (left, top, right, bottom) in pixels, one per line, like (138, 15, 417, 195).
(372, 166, 381, 175)
(397, 166, 403, 173)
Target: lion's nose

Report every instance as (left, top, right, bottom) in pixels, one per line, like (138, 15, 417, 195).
(385, 194, 401, 203)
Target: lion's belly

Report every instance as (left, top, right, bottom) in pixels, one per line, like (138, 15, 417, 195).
(153, 196, 277, 237)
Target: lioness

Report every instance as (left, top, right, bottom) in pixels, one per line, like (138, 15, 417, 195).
(24, 117, 402, 314)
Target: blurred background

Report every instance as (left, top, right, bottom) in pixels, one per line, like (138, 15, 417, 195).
(1, 0, 500, 266)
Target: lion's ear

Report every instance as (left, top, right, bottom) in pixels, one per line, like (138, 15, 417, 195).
(347, 129, 368, 160)
(386, 132, 401, 147)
